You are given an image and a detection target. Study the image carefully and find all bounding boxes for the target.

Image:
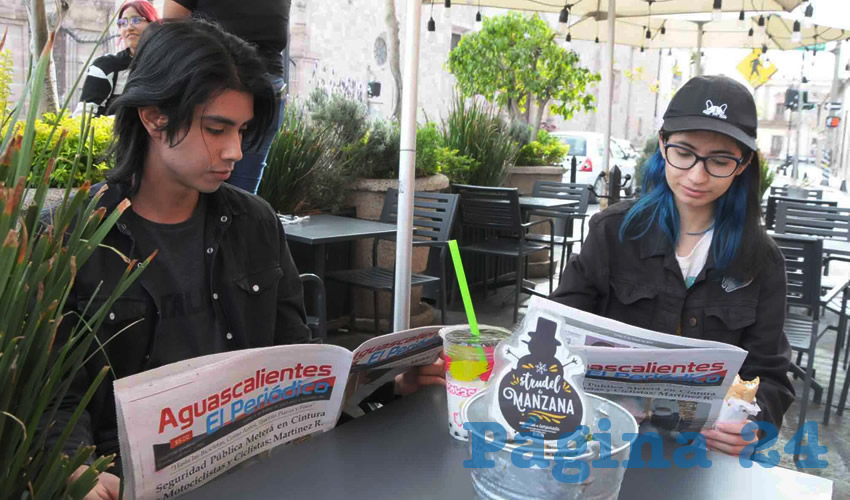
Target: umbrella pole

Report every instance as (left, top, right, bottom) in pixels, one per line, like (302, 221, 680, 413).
(600, 0, 616, 210)
(393, 0, 422, 332)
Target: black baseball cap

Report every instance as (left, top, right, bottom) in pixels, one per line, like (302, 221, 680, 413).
(662, 75, 757, 151)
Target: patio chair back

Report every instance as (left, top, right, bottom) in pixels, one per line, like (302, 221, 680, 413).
(452, 184, 524, 233)
(772, 234, 823, 313)
(769, 186, 823, 200)
(381, 188, 459, 244)
(775, 202, 850, 242)
(765, 196, 837, 230)
(531, 181, 591, 216)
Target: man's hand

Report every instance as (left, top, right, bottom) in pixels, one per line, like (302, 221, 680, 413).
(394, 355, 446, 397)
(700, 420, 758, 457)
(70, 465, 120, 500)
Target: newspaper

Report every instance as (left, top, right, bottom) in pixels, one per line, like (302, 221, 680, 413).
(114, 326, 443, 500)
(524, 296, 749, 431)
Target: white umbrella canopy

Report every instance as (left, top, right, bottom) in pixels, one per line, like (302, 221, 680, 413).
(425, 0, 801, 17)
(566, 13, 850, 50)
(393, 0, 806, 331)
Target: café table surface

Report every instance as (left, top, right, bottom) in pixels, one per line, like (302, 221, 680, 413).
(518, 196, 579, 211)
(823, 238, 850, 257)
(182, 386, 833, 500)
(282, 214, 397, 245)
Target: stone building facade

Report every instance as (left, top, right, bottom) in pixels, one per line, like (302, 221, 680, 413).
(289, 1, 671, 145)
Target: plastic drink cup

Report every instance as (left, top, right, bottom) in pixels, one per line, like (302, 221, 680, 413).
(441, 325, 510, 441)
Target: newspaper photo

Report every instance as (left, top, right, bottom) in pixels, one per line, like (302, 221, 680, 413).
(114, 326, 443, 500)
(524, 296, 749, 431)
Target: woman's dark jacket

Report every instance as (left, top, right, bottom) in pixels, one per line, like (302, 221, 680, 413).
(550, 201, 794, 430)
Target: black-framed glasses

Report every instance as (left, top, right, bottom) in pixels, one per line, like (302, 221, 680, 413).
(117, 16, 147, 28)
(663, 143, 744, 178)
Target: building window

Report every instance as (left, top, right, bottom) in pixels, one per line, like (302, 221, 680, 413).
(774, 102, 786, 121)
(450, 33, 462, 52)
(770, 135, 783, 157)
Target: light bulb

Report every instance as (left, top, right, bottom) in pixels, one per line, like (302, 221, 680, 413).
(427, 17, 436, 32)
(737, 10, 745, 29)
(803, 5, 814, 29)
(559, 7, 569, 25)
(475, 11, 481, 22)
(712, 0, 722, 21)
(792, 20, 802, 43)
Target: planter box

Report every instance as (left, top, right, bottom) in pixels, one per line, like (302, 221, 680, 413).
(343, 173, 450, 331)
(504, 165, 567, 195)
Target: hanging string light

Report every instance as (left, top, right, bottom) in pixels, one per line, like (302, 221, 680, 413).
(428, 0, 436, 32)
(645, 0, 653, 41)
(802, 3, 814, 29)
(738, 10, 746, 29)
(792, 20, 802, 43)
(712, 0, 722, 22)
(558, 3, 570, 36)
(476, 0, 481, 22)
(444, 0, 451, 7)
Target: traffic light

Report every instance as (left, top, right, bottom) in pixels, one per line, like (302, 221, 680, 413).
(785, 88, 800, 110)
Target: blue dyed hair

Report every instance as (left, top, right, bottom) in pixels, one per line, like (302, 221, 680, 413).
(619, 145, 758, 273)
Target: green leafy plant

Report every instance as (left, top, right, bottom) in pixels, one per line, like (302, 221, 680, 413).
(448, 12, 600, 136)
(434, 146, 479, 185)
(258, 106, 338, 214)
(4, 113, 113, 187)
(0, 32, 146, 500)
(0, 48, 14, 124)
(442, 94, 519, 187)
(515, 129, 569, 166)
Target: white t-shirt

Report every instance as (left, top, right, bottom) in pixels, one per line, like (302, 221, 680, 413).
(676, 229, 714, 289)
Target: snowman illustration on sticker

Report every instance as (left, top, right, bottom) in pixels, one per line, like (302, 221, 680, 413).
(495, 316, 587, 440)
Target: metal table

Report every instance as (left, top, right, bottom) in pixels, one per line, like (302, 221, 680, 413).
(518, 196, 579, 211)
(182, 387, 833, 500)
(823, 238, 850, 259)
(283, 214, 397, 280)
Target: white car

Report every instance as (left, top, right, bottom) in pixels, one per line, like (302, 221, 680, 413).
(551, 131, 636, 203)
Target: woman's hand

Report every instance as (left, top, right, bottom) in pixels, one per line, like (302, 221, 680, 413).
(699, 421, 757, 457)
(394, 355, 446, 397)
(70, 465, 120, 500)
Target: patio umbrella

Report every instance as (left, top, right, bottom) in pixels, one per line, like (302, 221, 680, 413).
(391, 0, 803, 331)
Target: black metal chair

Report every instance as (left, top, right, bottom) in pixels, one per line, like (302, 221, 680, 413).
(452, 184, 554, 324)
(326, 189, 458, 333)
(769, 186, 824, 200)
(300, 273, 326, 342)
(774, 234, 827, 445)
(524, 181, 591, 275)
(764, 196, 836, 231)
(775, 201, 850, 275)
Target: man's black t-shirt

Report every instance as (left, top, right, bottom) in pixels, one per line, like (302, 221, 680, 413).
(125, 198, 224, 367)
(173, 0, 290, 76)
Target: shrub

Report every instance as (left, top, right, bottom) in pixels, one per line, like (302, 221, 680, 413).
(4, 113, 113, 187)
(258, 106, 338, 214)
(515, 129, 569, 166)
(442, 94, 519, 186)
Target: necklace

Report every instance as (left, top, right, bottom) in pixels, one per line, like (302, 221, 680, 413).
(686, 222, 714, 236)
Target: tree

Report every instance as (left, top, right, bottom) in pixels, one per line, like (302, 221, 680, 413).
(448, 13, 600, 136)
(384, 0, 402, 121)
(25, 0, 68, 114)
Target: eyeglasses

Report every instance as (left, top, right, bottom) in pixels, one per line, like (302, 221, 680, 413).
(663, 143, 745, 178)
(117, 16, 147, 28)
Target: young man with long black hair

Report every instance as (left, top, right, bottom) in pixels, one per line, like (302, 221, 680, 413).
(50, 19, 442, 499)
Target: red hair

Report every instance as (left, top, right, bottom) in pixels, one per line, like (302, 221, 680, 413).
(118, 1, 161, 23)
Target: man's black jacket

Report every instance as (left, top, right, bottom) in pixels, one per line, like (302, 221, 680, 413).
(45, 182, 312, 462)
(551, 201, 794, 430)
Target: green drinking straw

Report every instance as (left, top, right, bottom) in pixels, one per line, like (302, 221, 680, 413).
(448, 239, 480, 338)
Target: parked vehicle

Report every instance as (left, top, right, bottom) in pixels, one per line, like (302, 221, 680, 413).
(551, 131, 635, 203)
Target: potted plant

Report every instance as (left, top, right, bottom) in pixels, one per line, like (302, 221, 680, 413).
(505, 129, 569, 195)
(0, 34, 146, 499)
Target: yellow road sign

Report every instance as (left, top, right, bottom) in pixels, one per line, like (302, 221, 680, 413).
(737, 49, 777, 89)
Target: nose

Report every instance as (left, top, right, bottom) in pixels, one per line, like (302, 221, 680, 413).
(221, 131, 243, 164)
(687, 158, 711, 184)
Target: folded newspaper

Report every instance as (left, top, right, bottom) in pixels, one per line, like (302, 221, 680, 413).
(521, 296, 749, 433)
(114, 326, 443, 500)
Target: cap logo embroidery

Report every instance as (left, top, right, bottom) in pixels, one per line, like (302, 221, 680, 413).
(703, 100, 728, 120)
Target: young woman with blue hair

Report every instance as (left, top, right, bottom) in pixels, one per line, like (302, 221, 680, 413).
(551, 75, 794, 457)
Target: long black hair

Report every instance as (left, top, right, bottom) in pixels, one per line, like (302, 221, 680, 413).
(620, 130, 770, 280)
(108, 19, 275, 195)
